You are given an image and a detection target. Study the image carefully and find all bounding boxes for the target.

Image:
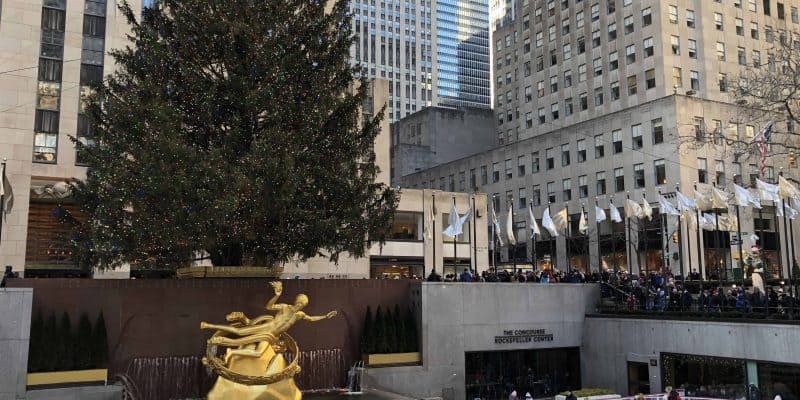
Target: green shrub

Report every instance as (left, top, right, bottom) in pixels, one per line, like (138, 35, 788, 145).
(91, 312, 109, 368)
(57, 312, 74, 371)
(393, 304, 406, 353)
(361, 306, 374, 354)
(28, 309, 44, 372)
(74, 313, 93, 369)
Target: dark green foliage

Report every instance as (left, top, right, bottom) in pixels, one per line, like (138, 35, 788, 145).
(74, 313, 93, 369)
(383, 308, 395, 354)
(374, 306, 388, 354)
(58, 312, 74, 371)
(65, 0, 397, 270)
(405, 305, 419, 352)
(361, 306, 374, 354)
(41, 313, 58, 372)
(28, 309, 44, 372)
(91, 312, 109, 368)
(393, 304, 405, 353)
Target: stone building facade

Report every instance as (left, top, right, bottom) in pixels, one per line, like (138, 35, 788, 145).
(400, 0, 800, 279)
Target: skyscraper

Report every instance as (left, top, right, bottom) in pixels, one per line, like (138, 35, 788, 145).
(349, 0, 491, 122)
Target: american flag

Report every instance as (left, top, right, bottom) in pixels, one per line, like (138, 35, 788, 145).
(757, 121, 774, 177)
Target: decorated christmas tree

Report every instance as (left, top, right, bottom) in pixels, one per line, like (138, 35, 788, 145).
(68, 0, 397, 270)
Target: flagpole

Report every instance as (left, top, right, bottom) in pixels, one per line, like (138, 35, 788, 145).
(676, 185, 687, 282)
(780, 169, 792, 296)
(734, 176, 745, 289)
(643, 193, 649, 275)
(0, 159, 5, 245)
(790, 205, 797, 298)
(549, 202, 555, 272)
(452, 197, 458, 276)
(510, 194, 517, 275)
(566, 203, 571, 273)
(472, 195, 477, 274)
(491, 195, 496, 272)
(582, 203, 589, 273)
(626, 192, 632, 274)
(694, 183, 705, 280)
(530, 202, 537, 272)
(432, 192, 437, 276)
(658, 190, 668, 276)
(595, 197, 602, 275)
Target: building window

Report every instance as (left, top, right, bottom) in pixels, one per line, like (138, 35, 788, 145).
(526, 112, 533, 128)
(563, 178, 572, 201)
(75, 114, 95, 165)
(654, 159, 666, 185)
(714, 12, 723, 30)
(645, 69, 656, 89)
(612, 129, 623, 153)
(715, 160, 726, 185)
(751, 22, 759, 38)
(626, 45, 636, 63)
(636, 38, 651, 59)
(698, 158, 708, 184)
(609, 51, 618, 70)
(518, 156, 527, 177)
(688, 39, 697, 58)
(470, 168, 477, 189)
(492, 162, 500, 182)
(753, 50, 761, 68)
(718, 73, 728, 92)
(519, 188, 527, 209)
(578, 64, 587, 82)
(550, 75, 559, 92)
(532, 152, 540, 173)
(577, 37, 586, 55)
(591, 3, 600, 21)
(561, 144, 571, 166)
(577, 175, 587, 198)
(565, 98, 573, 116)
(642, 7, 652, 26)
(738, 46, 747, 65)
(538, 108, 546, 124)
(624, 15, 634, 34)
(652, 118, 664, 144)
(626, 74, 636, 95)
(672, 67, 682, 87)
(597, 171, 607, 195)
(533, 185, 541, 206)
(505, 159, 513, 179)
(481, 165, 488, 185)
(448, 174, 455, 191)
(551, 103, 559, 120)
(614, 167, 625, 192)
(595, 134, 605, 158)
(547, 182, 556, 203)
(611, 81, 620, 100)
(592, 30, 601, 47)
(564, 70, 573, 87)
(668, 5, 678, 24)
(694, 117, 706, 141)
(634, 163, 645, 188)
(608, 22, 617, 40)
(580, 93, 588, 110)
(749, 0, 757, 12)
(577, 139, 586, 162)
(594, 87, 604, 106)
(716, 42, 726, 61)
(632, 124, 643, 149)
(670, 35, 680, 55)
(686, 9, 695, 28)
(593, 57, 602, 76)
(690, 70, 700, 90)
(546, 148, 554, 170)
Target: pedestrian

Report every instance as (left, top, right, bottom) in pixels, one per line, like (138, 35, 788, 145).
(509, 390, 519, 400)
(565, 391, 577, 400)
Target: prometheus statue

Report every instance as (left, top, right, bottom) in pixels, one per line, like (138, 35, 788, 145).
(201, 281, 337, 400)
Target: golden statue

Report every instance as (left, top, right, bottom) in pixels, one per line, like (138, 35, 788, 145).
(200, 281, 337, 400)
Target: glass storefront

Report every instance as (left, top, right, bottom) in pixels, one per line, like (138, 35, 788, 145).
(758, 362, 800, 400)
(465, 347, 581, 400)
(370, 261, 423, 279)
(662, 353, 746, 399)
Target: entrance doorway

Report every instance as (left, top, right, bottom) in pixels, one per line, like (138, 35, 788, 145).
(628, 361, 650, 395)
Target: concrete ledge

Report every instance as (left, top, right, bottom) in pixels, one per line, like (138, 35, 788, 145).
(27, 369, 107, 387)
(26, 385, 121, 400)
(365, 352, 422, 366)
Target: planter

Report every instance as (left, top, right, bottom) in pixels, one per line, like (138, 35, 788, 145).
(27, 368, 108, 387)
(555, 395, 621, 400)
(363, 352, 421, 366)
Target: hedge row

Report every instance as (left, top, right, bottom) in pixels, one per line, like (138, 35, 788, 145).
(28, 310, 109, 372)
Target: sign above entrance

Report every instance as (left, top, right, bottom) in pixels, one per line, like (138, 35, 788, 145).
(494, 328, 554, 344)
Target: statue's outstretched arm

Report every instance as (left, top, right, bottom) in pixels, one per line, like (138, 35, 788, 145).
(249, 315, 274, 325)
(300, 310, 338, 322)
(265, 281, 283, 311)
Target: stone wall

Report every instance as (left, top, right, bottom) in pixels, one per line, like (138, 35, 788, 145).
(366, 283, 600, 399)
(0, 288, 33, 400)
(581, 316, 800, 395)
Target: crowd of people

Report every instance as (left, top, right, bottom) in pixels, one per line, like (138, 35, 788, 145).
(426, 267, 602, 283)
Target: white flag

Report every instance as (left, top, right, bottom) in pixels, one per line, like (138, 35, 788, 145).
(778, 175, 800, 200)
(659, 195, 681, 216)
(542, 207, 559, 236)
(733, 183, 761, 208)
(529, 205, 541, 237)
(641, 197, 653, 220)
(425, 199, 434, 240)
(676, 190, 697, 211)
(491, 203, 503, 246)
(625, 198, 642, 219)
(609, 202, 623, 223)
(459, 207, 473, 226)
(789, 206, 798, 220)
(579, 210, 588, 234)
(506, 208, 516, 245)
(757, 178, 780, 202)
(711, 187, 730, 209)
(726, 213, 739, 231)
(595, 205, 607, 223)
(701, 213, 717, 230)
(684, 209, 698, 231)
(778, 202, 785, 217)
(694, 189, 713, 211)
(443, 202, 462, 237)
(552, 208, 569, 233)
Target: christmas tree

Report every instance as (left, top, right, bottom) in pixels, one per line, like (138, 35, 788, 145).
(68, 0, 397, 269)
